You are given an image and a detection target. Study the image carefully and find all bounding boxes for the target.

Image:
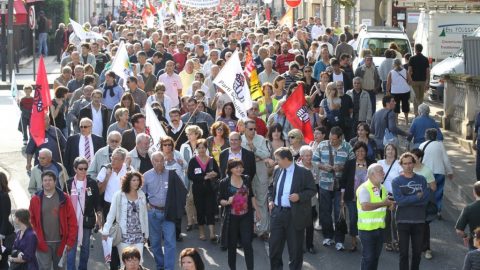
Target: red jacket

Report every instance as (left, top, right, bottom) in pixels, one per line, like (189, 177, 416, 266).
(275, 53, 295, 74)
(29, 189, 78, 256)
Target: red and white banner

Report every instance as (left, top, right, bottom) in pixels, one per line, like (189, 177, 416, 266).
(30, 56, 52, 146)
(282, 84, 314, 143)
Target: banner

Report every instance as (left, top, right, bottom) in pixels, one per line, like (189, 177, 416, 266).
(10, 71, 18, 105)
(255, 13, 261, 29)
(30, 56, 52, 146)
(181, 0, 220, 8)
(244, 49, 263, 101)
(214, 50, 252, 119)
(111, 41, 133, 81)
(282, 84, 314, 143)
(70, 18, 103, 40)
(145, 102, 167, 152)
(279, 8, 293, 28)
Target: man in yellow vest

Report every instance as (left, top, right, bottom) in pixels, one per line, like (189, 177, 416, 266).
(356, 164, 395, 270)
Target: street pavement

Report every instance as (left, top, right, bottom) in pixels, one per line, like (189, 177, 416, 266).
(0, 56, 475, 269)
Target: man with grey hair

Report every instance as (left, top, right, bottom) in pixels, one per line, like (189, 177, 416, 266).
(88, 131, 122, 180)
(408, 103, 443, 147)
(143, 38, 155, 58)
(129, 133, 153, 173)
(357, 163, 394, 270)
(259, 58, 279, 85)
(346, 76, 372, 127)
(68, 85, 95, 133)
(28, 148, 68, 194)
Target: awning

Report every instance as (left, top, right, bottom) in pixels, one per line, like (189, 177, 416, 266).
(0, 0, 28, 25)
(24, 0, 44, 3)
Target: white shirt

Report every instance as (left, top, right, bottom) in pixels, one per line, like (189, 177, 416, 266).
(91, 104, 103, 137)
(169, 120, 184, 134)
(97, 163, 128, 203)
(276, 162, 295, 207)
(79, 134, 94, 164)
(146, 95, 173, 122)
(72, 179, 86, 222)
(419, 140, 453, 175)
(332, 72, 344, 82)
(378, 159, 403, 193)
(311, 24, 326, 40)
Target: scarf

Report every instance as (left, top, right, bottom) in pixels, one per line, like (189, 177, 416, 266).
(71, 178, 86, 246)
(103, 82, 118, 98)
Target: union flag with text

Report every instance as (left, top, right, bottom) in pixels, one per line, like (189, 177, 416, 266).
(281, 84, 314, 143)
(30, 56, 52, 146)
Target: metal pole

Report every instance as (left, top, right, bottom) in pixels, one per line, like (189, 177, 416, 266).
(7, 0, 13, 81)
(33, 30, 36, 80)
(1, 2, 6, 82)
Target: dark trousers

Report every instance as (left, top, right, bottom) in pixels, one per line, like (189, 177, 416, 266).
(422, 222, 431, 251)
(175, 218, 182, 239)
(384, 209, 398, 244)
(366, 90, 376, 116)
(359, 229, 384, 270)
(193, 189, 216, 225)
(318, 188, 344, 243)
(228, 213, 254, 270)
(103, 200, 120, 270)
(477, 139, 480, 180)
(398, 223, 424, 270)
(269, 207, 304, 270)
(305, 206, 318, 249)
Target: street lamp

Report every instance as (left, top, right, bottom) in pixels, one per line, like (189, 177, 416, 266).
(0, 0, 7, 82)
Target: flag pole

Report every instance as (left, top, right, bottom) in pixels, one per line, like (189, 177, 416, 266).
(48, 107, 70, 195)
(173, 96, 205, 146)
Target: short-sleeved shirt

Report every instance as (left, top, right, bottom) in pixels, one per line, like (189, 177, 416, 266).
(409, 53, 429, 81)
(314, 140, 354, 191)
(414, 165, 435, 184)
(97, 164, 128, 203)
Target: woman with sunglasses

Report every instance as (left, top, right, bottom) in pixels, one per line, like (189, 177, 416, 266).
(207, 121, 230, 166)
(102, 172, 148, 267)
(287, 129, 305, 161)
(301, 66, 318, 96)
(65, 157, 101, 270)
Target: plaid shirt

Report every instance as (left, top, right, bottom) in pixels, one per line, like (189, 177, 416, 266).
(314, 140, 354, 191)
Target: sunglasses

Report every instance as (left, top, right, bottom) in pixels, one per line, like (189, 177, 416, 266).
(162, 144, 173, 147)
(80, 125, 92, 129)
(248, 128, 256, 131)
(289, 136, 296, 139)
(216, 127, 224, 131)
(76, 167, 88, 171)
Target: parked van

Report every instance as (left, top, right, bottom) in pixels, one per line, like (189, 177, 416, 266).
(352, 26, 412, 69)
(428, 27, 480, 101)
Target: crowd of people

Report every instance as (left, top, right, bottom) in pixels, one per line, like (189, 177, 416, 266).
(2, 1, 480, 270)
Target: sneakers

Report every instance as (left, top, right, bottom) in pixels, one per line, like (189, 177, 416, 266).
(425, 250, 433, 260)
(335, 243, 345, 251)
(314, 224, 322, 231)
(322, 238, 334, 246)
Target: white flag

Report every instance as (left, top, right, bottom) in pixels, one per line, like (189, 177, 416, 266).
(145, 102, 167, 152)
(157, 8, 165, 33)
(175, 11, 183, 26)
(111, 42, 133, 81)
(10, 71, 18, 105)
(146, 14, 155, 28)
(255, 13, 261, 29)
(213, 50, 252, 119)
(70, 18, 103, 40)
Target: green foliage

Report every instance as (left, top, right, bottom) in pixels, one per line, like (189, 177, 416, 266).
(44, 0, 70, 32)
(335, 0, 356, 8)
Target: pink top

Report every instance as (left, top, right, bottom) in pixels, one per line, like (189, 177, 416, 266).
(158, 73, 183, 107)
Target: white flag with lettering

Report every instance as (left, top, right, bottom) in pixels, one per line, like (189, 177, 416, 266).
(145, 102, 167, 152)
(213, 50, 252, 119)
(70, 18, 103, 40)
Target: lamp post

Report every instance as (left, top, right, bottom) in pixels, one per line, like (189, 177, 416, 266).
(0, 0, 6, 82)
(7, 0, 13, 82)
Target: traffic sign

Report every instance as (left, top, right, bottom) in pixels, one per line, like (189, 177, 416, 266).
(285, 0, 301, 8)
(28, 6, 35, 30)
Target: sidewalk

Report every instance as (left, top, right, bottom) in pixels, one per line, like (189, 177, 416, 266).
(0, 56, 61, 90)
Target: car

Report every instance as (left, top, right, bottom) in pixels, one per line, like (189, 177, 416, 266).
(352, 26, 412, 69)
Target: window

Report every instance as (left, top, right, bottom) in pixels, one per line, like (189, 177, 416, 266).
(361, 38, 412, 57)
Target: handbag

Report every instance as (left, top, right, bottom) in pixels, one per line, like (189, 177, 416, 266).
(383, 111, 398, 146)
(335, 207, 348, 235)
(9, 250, 28, 270)
(108, 194, 123, 247)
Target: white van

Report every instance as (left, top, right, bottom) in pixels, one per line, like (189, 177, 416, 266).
(352, 26, 412, 69)
(429, 26, 480, 101)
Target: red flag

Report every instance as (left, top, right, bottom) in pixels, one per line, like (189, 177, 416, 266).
(146, 0, 157, 15)
(232, 3, 240, 17)
(30, 56, 52, 146)
(282, 84, 314, 143)
(266, 7, 271, 22)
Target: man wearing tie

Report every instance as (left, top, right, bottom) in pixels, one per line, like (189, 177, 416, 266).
(268, 147, 316, 270)
(64, 118, 105, 176)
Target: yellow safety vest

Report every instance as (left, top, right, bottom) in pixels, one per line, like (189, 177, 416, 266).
(356, 180, 387, 231)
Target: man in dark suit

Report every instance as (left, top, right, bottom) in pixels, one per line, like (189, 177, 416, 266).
(121, 113, 146, 151)
(166, 108, 188, 151)
(79, 89, 109, 140)
(268, 147, 316, 270)
(64, 118, 105, 176)
(219, 132, 256, 180)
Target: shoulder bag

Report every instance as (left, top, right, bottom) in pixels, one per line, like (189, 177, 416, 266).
(383, 110, 398, 146)
(108, 194, 123, 247)
(395, 69, 415, 102)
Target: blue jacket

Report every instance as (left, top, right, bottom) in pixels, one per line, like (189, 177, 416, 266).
(408, 115, 444, 144)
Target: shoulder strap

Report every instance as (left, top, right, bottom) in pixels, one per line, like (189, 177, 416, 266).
(420, 140, 434, 162)
(395, 70, 408, 82)
(383, 160, 395, 183)
(384, 110, 392, 132)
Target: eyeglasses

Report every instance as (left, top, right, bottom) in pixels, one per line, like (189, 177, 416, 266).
(76, 167, 88, 171)
(162, 144, 173, 147)
(216, 127, 224, 131)
(80, 125, 92, 129)
(109, 140, 120, 143)
(289, 136, 296, 139)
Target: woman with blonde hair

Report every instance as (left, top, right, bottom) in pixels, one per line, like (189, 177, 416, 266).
(107, 108, 132, 135)
(287, 129, 305, 161)
(319, 82, 342, 130)
(110, 92, 141, 124)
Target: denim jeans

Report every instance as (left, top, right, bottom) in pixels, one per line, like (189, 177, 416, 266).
(359, 229, 384, 270)
(433, 174, 445, 212)
(366, 90, 376, 116)
(398, 223, 424, 270)
(318, 188, 344, 243)
(345, 201, 358, 236)
(38, 32, 49, 56)
(67, 228, 92, 270)
(148, 209, 176, 270)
